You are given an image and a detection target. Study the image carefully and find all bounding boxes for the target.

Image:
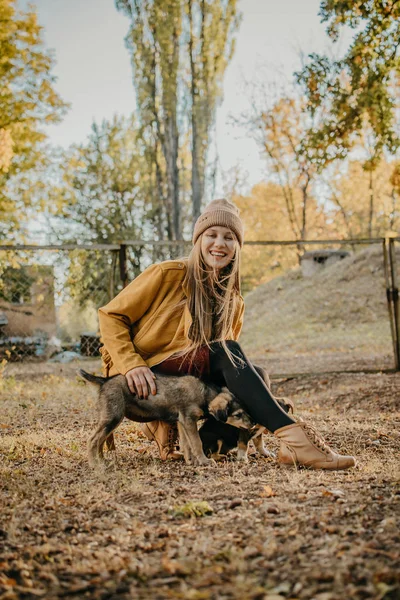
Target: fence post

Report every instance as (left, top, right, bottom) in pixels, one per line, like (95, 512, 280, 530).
(108, 249, 118, 300)
(383, 237, 400, 370)
(119, 244, 129, 289)
(389, 238, 400, 370)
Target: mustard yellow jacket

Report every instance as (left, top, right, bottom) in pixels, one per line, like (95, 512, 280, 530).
(98, 259, 245, 376)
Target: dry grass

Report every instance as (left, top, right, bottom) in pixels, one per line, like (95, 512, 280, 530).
(0, 361, 399, 600)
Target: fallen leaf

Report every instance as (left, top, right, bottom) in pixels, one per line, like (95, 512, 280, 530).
(322, 488, 345, 499)
(1, 577, 17, 587)
(261, 485, 276, 498)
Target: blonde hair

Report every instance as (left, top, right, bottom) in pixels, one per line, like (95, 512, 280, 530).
(181, 233, 242, 363)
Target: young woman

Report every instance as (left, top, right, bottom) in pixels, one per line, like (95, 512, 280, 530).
(99, 199, 355, 470)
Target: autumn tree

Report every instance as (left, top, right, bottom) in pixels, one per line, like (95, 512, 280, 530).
(325, 157, 400, 238)
(235, 183, 298, 292)
(187, 0, 240, 221)
(48, 116, 162, 306)
(55, 117, 153, 244)
(0, 0, 68, 239)
(115, 0, 240, 233)
(115, 0, 182, 239)
(235, 182, 327, 291)
(296, 0, 400, 166)
(241, 94, 321, 251)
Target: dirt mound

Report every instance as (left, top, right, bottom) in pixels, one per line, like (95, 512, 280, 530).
(240, 244, 398, 370)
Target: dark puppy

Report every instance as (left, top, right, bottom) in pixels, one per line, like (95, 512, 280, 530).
(199, 365, 294, 462)
(80, 370, 251, 468)
(199, 419, 275, 462)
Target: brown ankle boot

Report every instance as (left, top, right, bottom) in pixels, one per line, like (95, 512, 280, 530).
(140, 421, 183, 461)
(275, 421, 356, 470)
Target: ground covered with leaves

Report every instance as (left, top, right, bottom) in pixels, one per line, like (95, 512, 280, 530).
(0, 362, 399, 600)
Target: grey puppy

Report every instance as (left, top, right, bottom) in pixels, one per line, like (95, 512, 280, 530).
(80, 370, 254, 467)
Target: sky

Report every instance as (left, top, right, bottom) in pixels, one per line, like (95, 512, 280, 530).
(19, 0, 350, 196)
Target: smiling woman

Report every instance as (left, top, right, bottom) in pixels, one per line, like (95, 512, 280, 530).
(98, 198, 356, 470)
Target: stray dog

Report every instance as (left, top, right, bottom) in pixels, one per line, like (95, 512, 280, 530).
(80, 370, 254, 467)
(199, 365, 294, 462)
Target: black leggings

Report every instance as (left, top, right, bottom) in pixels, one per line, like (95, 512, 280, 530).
(208, 341, 294, 433)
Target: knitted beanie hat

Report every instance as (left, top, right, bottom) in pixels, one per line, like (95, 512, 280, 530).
(192, 198, 244, 247)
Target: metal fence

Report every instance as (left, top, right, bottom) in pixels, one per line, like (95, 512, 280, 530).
(0, 238, 399, 376)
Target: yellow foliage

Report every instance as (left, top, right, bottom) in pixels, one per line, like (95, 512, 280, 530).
(235, 182, 327, 292)
(0, 128, 13, 172)
(327, 158, 400, 237)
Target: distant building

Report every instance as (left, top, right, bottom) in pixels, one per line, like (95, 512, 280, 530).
(301, 250, 350, 277)
(0, 265, 56, 338)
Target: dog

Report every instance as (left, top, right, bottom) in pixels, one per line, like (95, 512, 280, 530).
(199, 419, 275, 462)
(80, 370, 254, 467)
(199, 365, 294, 462)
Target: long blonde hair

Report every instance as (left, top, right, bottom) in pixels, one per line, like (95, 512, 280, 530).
(182, 233, 242, 361)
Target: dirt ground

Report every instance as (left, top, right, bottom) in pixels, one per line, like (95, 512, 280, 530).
(0, 361, 399, 600)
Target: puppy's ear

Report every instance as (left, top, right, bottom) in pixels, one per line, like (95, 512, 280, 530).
(214, 408, 228, 423)
(209, 392, 230, 423)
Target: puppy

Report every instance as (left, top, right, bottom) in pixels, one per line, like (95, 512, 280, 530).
(199, 419, 274, 462)
(80, 370, 251, 468)
(199, 365, 294, 462)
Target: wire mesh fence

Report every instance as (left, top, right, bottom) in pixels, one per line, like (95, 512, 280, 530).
(0, 246, 116, 361)
(0, 238, 399, 375)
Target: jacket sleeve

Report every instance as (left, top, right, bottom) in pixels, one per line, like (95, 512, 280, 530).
(232, 296, 245, 341)
(98, 264, 163, 374)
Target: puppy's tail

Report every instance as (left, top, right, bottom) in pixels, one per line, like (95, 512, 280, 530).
(79, 369, 107, 387)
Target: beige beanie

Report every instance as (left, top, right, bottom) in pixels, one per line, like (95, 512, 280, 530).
(192, 198, 244, 247)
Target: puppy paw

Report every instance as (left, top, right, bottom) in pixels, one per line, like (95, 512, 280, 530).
(210, 452, 228, 462)
(259, 449, 276, 459)
(236, 454, 249, 463)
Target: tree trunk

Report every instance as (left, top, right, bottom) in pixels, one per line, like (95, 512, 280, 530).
(191, 121, 202, 223)
(164, 114, 181, 239)
(368, 169, 374, 238)
(188, 0, 202, 225)
(155, 152, 172, 241)
(159, 18, 181, 239)
(390, 188, 396, 231)
(300, 173, 310, 240)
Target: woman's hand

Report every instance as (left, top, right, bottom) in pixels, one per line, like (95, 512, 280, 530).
(125, 366, 157, 399)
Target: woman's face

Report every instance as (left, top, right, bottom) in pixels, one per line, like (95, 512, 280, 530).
(200, 226, 236, 271)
